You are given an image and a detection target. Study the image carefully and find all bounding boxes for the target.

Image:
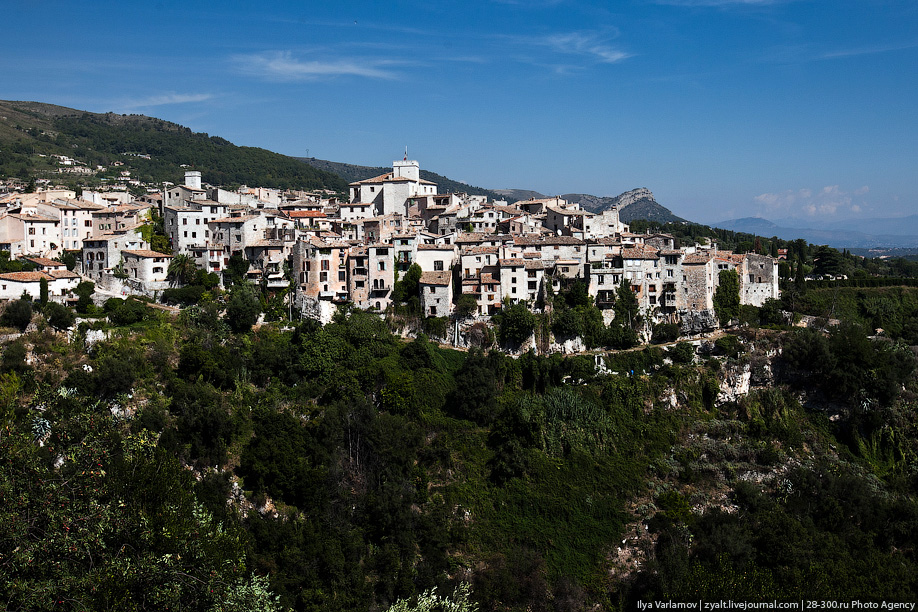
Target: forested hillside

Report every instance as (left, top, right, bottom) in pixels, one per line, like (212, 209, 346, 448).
(2, 285, 918, 610)
(0, 100, 347, 193)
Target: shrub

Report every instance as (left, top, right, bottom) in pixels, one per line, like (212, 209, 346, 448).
(44, 302, 75, 330)
(499, 303, 536, 345)
(1, 298, 32, 331)
(668, 341, 695, 364)
(652, 322, 680, 344)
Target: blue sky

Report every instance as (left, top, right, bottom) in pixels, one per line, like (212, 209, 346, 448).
(3, 0, 917, 224)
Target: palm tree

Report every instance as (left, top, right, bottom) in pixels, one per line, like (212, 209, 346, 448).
(167, 254, 197, 286)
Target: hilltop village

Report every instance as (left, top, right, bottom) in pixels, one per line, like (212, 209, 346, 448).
(0, 159, 779, 338)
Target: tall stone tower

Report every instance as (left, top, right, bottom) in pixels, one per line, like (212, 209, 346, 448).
(392, 159, 419, 182)
(184, 170, 202, 190)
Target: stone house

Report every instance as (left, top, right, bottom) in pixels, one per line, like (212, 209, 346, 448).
(419, 271, 453, 318)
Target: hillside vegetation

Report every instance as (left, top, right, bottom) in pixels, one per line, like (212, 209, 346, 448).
(0, 100, 347, 193)
(2, 289, 918, 610)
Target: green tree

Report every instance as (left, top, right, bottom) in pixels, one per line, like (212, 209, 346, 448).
(813, 245, 845, 278)
(613, 277, 640, 329)
(455, 293, 478, 318)
(44, 302, 75, 330)
(39, 277, 49, 307)
(74, 280, 95, 314)
(225, 282, 260, 333)
(500, 302, 536, 345)
(713, 269, 740, 327)
(168, 253, 198, 286)
(225, 252, 250, 286)
(393, 263, 423, 305)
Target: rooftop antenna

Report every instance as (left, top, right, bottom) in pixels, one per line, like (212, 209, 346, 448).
(404, 146, 407, 161)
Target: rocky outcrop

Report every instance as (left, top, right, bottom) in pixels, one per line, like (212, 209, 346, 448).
(680, 310, 718, 336)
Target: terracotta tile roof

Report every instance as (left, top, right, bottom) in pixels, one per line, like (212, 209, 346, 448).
(9, 213, 59, 222)
(622, 244, 660, 260)
(286, 210, 327, 218)
(419, 271, 452, 286)
(462, 246, 499, 255)
(513, 235, 585, 246)
(48, 270, 80, 279)
(122, 249, 174, 258)
(211, 215, 258, 223)
(417, 244, 455, 251)
(683, 253, 713, 264)
(349, 172, 437, 186)
(22, 257, 64, 268)
(0, 271, 50, 282)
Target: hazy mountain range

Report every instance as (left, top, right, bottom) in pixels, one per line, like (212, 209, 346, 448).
(716, 216, 918, 249)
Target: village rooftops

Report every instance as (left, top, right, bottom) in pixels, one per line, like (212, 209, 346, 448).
(419, 271, 452, 286)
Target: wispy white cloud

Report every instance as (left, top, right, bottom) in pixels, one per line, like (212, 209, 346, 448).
(233, 51, 401, 81)
(754, 185, 869, 217)
(118, 93, 214, 109)
(545, 32, 632, 64)
(820, 41, 918, 60)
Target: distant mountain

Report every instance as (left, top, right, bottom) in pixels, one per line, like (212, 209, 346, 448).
(492, 189, 547, 202)
(715, 216, 918, 249)
(298, 158, 507, 202)
(563, 188, 686, 224)
(0, 100, 347, 192)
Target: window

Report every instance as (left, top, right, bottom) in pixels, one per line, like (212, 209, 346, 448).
(321, 260, 330, 271)
(434, 260, 444, 271)
(183, 218, 187, 225)
(339, 271, 346, 282)
(429, 286, 435, 293)
(378, 261, 386, 271)
(320, 271, 328, 282)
